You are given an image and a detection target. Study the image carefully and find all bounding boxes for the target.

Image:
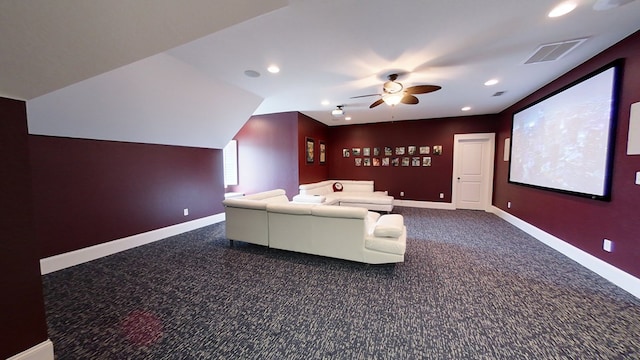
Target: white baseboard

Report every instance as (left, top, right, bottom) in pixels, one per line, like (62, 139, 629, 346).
(40, 213, 225, 275)
(7, 339, 54, 360)
(394, 199, 455, 210)
(490, 206, 640, 299)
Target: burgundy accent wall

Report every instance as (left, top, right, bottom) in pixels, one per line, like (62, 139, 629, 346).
(231, 112, 300, 198)
(298, 112, 330, 184)
(0, 97, 48, 359)
(29, 136, 224, 258)
(493, 30, 640, 278)
(329, 116, 497, 201)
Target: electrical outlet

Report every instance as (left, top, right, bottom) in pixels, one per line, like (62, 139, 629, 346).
(507, 201, 511, 208)
(603, 239, 613, 252)
(183, 208, 189, 216)
(439, 193, 444, 199)
(400, 191, 404, 196)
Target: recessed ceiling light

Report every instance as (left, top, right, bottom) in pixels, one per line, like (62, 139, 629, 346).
(267, 65, 280, 74)
(244, 70, 260, 78)
(345, 116, 352, 121)
(548, 1, 577, 17)
(461, 106, 471, 111)
(484, 79, 499, 86)
(321, 100, 330, 106)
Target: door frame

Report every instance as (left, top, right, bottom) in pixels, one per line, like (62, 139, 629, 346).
(451, 133, 496, 211)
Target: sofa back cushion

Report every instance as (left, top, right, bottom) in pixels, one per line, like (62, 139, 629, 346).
(311, 205, 368, 219)
(299, 181, 333, 195)
(340, 180, 374, 193)
(299, 180, 375, 195)
(267, 203, 315, 215)
(222, 198, 268, 210)
(243, 189, 289, 203)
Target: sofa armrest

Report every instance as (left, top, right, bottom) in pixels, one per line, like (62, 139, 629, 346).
(373, 214, 404, 238)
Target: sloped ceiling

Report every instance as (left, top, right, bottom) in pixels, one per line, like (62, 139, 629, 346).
(26, 53, 263, 149)
(2, 0, 286, 149)
(0, 0, 287, 100)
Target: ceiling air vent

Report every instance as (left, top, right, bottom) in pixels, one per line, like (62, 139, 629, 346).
(524, 38, 588, 64)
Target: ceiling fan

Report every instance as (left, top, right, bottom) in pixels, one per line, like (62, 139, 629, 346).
(351, 73, 441, 108)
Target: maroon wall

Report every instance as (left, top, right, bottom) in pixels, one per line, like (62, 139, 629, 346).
(29, 136, 224, 258)
(0, 97, 49, 359)
(329, 116, 497, 201)
(231, 112, 300, 198)
(493, 30, 640, 278)
(298, 112, 330, 184)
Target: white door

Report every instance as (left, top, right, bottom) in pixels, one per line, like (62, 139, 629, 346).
(452, 133, 495, 210)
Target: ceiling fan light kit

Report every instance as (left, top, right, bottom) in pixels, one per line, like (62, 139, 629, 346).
(352, 73, 442, 109)
(382, 92, 404, 106)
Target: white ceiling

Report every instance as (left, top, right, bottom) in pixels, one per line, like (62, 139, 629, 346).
(2, 0, 640, 148)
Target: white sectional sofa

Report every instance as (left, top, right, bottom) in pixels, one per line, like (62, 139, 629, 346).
(294, 180, 394, 213)
(222, 189, 406, 264)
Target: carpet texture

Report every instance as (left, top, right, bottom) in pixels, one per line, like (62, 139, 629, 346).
(42, 208, 640, 359)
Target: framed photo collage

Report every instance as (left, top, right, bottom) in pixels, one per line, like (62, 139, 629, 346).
(342, 145, 443, 167)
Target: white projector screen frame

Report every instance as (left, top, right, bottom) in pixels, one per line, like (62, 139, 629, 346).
(508, 60, 622, 201)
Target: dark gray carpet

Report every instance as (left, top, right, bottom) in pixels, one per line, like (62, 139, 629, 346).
(42, 208, 640, 359)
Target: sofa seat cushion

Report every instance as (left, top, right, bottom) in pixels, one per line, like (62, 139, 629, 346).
(322, 193, 343, 204)
(339, 192, 394, 205)
(373, 214, 404, 237)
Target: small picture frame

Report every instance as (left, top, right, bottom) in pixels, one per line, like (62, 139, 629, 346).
(355, 158, 362, 166)
(419, 146, 430, 155)
(384, 147, 393, 156)
(433, 145, 443, 155)
(408, 146, 417, 155)
(422, 157, 432, 166)
(373, 158, 381, 166)
(373, 147, 381, 156)
(382, 157, 390, 166)
(395, 147, 405, 155)
(412, 157, 421, 166)
(363, 158, 371, 166)
(352, 148, 361, 156)
(363, 147, 371, 156)
(319, 142, 326, 163)
(392, 158, 400, 166)
(343, 148, 351, 157)
(306, 137, 315, 163)
(402, 157, 410, 166)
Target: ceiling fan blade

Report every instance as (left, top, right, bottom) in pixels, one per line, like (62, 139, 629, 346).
(405, 85, 441, 94)
(401, 94, 419, 105)
(350, 93, 381, 99)
(369, 99, 385, 108)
